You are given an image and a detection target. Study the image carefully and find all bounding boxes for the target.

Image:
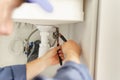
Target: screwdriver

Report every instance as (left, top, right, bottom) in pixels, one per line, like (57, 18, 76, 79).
(58, 33, 67, 66)
(56, 28, 63, 66)
(59, 33, 67, 42)
(56, 28, 67, 66)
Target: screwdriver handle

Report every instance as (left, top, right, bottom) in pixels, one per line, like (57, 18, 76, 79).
(59, 33, 67, 42)
(58, 55, 63, 65)
(57, 49, 63, 66)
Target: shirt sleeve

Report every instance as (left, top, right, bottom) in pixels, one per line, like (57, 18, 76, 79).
(54, 61, 92, 80)
(34, 61, 92, 80)
(0, 65, 26, 80)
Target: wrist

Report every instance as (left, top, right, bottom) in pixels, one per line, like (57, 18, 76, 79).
(65, 56, 80, 64)
(26, 58, 48, 80)
(40, 57, 51, 67)
(65, 58, 80, 64)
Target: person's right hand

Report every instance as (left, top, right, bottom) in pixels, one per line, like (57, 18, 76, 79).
(62, 40, 81, 64)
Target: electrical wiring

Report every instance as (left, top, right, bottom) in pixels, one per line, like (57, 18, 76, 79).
(27, 43, 35, 60)
(27, 29, 38, 41)
(24, 28, 39, 59)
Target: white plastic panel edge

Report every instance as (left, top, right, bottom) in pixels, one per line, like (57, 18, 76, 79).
(12, 0, 84, 25)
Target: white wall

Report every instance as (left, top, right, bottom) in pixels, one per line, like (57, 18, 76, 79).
(71, 0, 99, 76)
(96, 0, 120, 80)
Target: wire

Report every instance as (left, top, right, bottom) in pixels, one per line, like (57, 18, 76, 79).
(27, 29, 38, 41)
(27, 43, 35, 60)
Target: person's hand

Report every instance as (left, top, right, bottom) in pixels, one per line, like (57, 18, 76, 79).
(41, 46, 64, 66)
(0, 0, 24, 35)
(0, 0, 53, 35)
(62, 40, 81, 64)
(26, 47, 64, 80)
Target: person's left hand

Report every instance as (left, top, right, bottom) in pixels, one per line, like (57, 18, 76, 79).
(0, 0, 53, 35)
(0, 0, 23, 35)
(41, 46, 64, 66)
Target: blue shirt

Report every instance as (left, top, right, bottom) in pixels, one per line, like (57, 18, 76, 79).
(0, 61, 92, 80)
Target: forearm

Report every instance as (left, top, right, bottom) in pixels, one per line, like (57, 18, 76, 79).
(26, 58, 49, 80)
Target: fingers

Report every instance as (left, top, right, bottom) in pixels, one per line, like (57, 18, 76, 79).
(59, 54, 64, 60)
(54, 46, 64, 60)
(62, 40, 75, 47)
(58, 50, 64, 60)
(0, 0, 23, 35)
(0, 8, 13, 35)
(62, 40, 81, 54)
(61, 40, 81, 64)
(53, 46, 61, 51)
(0, 19, 13, 35)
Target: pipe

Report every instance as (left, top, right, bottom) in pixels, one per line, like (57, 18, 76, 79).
(36, 25, 55, 57)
